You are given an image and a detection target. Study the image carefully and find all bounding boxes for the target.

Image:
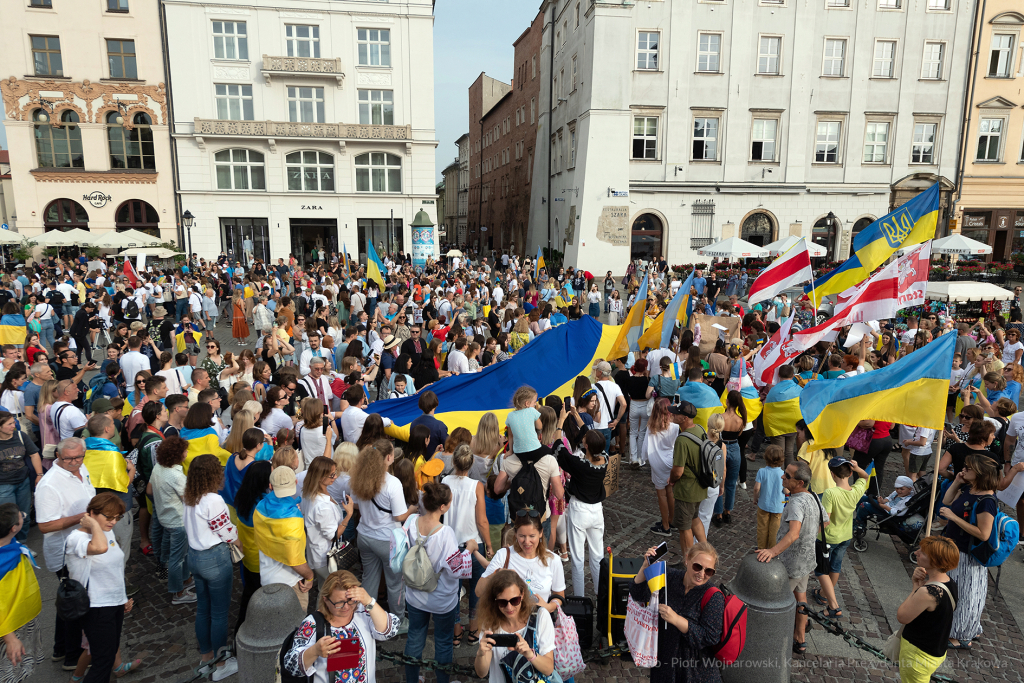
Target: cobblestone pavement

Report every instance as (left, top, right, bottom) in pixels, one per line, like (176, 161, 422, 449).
(25, 317, 1024, 683)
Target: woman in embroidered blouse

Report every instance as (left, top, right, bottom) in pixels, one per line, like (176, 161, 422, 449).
(284, 569, 400, 683)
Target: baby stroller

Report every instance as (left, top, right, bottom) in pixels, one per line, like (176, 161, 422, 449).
(852, 472, 940, 562)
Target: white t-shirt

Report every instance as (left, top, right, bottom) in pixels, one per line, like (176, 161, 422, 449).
(300, 492, 341, 569)
(448, 349, 470, 375)
(262, 408, 293, 437)
(1003, 341, 1024, 365)
(1007, 412, 1024, 464)
(66, 527, 127, 608)
(339, 406, 392, 445)
(296, 421, 329, 467)
(34, 464, 95, 572)
(898, 425, 935, 456)
(481, 547, 565, 601)
(353, 473, 407, 542)
(403, 516, 468, 613)
(51, 401, 87, 441)
(34, 303, 56, 320)
(593, 380, 623, 429)
(485, 608, 555, 683)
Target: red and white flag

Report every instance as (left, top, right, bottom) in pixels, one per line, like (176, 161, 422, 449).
(122, 259, 139, 288)
(752, 314, 801, 387)
(747, 241, 813, 308)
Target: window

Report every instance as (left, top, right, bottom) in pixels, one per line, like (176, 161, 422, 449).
(827, 0, 850, 6)
(30, 0, 53, 7)
(562, 21, 568, 45)
(287, 86, 325, 123)
(570, 129, 576, 166)
(815, 121, 842, 162)
(31, 35, 62, 77)
(215, 149, 265, 190)
(758, 36, 781, 75)
(922, 42, 944, 79)
(990, 35, 1014, 77)
(107, 0, 128, 11)
(286, 25, 320, 58)
(823, 39, 846, 76)
(115, 201, 159, 235)
(571, 55, 578, 90)
(531, 98, 535, 124)
(107, 111, 155, 169)
(44, 199, 89, 231)
(878, 0, 900, 7)
(692, 117, 719, 160)
(560, 69, 565, 98)
(863, 122, 889, 163)
(213, 21, 248, 60)
(927, 0, 949, 8)
(698, 33, 721, 73)
(912, 122, 936, 163)
(358, 89, 393, 125)
(532, 55, 536, 79)
(355, 152, 402, 192)
(286, 151, 334, 191)
(575, 2, 580, 28)
(977, 119, 1002, 161)
(873, 40, 896, 78)
(215, 84, 253, 121)
(751, 119, 777, 161)
(34, 110, 83, 168)
(106, 40, 137, 80)
(558, 131, 564, 171)
(637, 32, 659, 70)
(632, 116, 658, 159)
(358, 29, 391, 67)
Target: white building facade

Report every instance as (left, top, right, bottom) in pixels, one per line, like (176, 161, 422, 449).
(529, 0, 971, 273)
(164, 0, 437, 264)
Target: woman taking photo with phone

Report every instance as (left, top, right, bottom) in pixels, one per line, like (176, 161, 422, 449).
(474, 569, 556, 683)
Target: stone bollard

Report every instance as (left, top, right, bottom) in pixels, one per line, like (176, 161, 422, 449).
(236, 584, 303, 683)
(721, 553, 795, 683)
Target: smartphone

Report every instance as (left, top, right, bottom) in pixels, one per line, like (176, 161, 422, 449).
(489, 633, 520, 648)
(326, 637, 361, 671)
(563, 396, 572, 412)
(650, 542, 668, 564)
(322, 404, 331, 435)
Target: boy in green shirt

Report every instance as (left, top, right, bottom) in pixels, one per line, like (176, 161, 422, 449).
(812, 456, 869, 617)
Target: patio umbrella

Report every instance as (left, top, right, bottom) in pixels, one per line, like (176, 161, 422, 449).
(0, 231, 26, 245)
(94, 229, 163, 249)
(34, 228, 96, 247)
(697, 236, 769, 259)
(444, 249, 464, 257)
(930, 234, 993, 255)
(118, 247, 180, 259)
(764, 235, 827, 257)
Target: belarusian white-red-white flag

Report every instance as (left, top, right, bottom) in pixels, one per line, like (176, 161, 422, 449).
(747, 240, 813, 308)
(122, 258, 139, 288)
(752, 314, 801, 387)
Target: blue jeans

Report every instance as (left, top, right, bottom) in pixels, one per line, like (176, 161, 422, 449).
(462, 555, 485, 620)
(404, 602, 459, 683)
(157, 521, 191, 593)
(0, 477, 31, 541)
(188, 543, 234, 656)
(597, 427, 612, 454)
(855, 497, 888, 528)
(175, 299, 188, 322)
(714, 441, 742, 514)
(39, 317, 55, 352)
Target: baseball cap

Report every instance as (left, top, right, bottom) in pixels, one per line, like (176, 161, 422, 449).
(270, 466, 297, 497)
(91, 398, 113, 413)
(828, 456, 852, 470)
(668, 401, 697, 419)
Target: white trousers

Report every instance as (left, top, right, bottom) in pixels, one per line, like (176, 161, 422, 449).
(628, 401, 649, 464)
(567, 498, 605, 597)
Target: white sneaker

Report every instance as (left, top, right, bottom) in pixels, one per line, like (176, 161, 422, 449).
(740, 482, 747, 490)
(211, 657, 238, 681)
(172, 590, 197, 605)
(397, 617, 409, 635)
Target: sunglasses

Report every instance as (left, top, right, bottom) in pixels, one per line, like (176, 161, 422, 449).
(515, 509, 540, 519)
(691, 562, 716, 577)
(495, 595, 523, 609)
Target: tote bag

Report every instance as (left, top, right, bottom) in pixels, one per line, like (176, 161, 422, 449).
(552, 605, 586, 679)
(624, 593, 660, 669)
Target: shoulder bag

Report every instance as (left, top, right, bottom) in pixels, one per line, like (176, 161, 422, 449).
(813, 494, 831, 576)
(882, 581, 955, 662)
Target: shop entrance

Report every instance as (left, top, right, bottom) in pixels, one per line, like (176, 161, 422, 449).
(290, 219, 338, 268)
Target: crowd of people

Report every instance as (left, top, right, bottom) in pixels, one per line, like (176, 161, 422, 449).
(0, 246, 1017, 683)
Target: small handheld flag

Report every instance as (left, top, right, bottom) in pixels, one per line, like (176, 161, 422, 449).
(644, 560, 667, 596)
(535, 245, 545, 280)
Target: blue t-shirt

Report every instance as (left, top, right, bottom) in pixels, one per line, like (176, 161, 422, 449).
(506, 407, 542, 454)
(756, 466, 785, 514)
(692, 277, 707, 295)
(22, 382, 42, 429)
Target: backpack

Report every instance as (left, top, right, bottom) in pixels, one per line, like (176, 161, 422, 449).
(278, 611, 327, 683)
(506, 451, 548, 518)
(125, 298, 140, 320)
(699, 585, 748, 665)
(990, 417, 1009, 465)
(968, 494, 1020, 567)
(83, 373, 109, 414)
(401, 514, 444, 592)
(679, 425, 724, 489)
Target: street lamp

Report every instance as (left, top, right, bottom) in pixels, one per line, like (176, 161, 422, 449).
(35, 98, 54, 122)
(114, 101, 131, 126)
(181, 210, 194, 259)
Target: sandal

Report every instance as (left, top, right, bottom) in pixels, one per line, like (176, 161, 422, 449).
(792, 640, 807, 655)
(70, 676, 84, 683)
(811, 588, 828, 606)
(140, 545, 153, 556)
(947, 639, 972, 650)
(114, 659, 143, 678)
(466, 629, 480, 645)
(824, 606, 843, 619)
(452, 625, 464, 647)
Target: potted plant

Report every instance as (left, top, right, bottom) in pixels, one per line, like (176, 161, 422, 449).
(929, 265, 948, 281)
(11, 240, 36, 264)
(1011, 252, 1024, 274)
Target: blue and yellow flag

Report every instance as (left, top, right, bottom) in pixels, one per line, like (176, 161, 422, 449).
(370, 316, 620, 435)
(253, 493, 306, 567)
(763, 380, 803, 437)
(83, 437, 129, 493)
(800, 332, 954, 450)
(366, 241, 386, 292)
(638, 271, 694, 350)
(677, 381, 725, 430)
(236, 491, 267, 574)
(721, 380, 763, 424)
(0, 540, 41, 638)
(668, 362, 683, 381)
(342, 242, 351, 276)
(805, 183, 940, 306)
(609, 273, 649, 359)
(644, 560, 667, 595)
(0, 314, 26, 346)
(179, 427, 232, 473)
(535, 245, 545, 280)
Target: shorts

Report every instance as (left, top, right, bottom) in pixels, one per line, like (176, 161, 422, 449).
(672, 499, 700, 528)
(185, 343, 199, 355)
(816, 538, 851, 575)
(789, 573, 810, 594)
(909, 452, 931, 473)
(946, 393, 957, 409)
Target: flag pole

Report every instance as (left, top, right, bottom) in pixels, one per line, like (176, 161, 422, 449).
(923, 426, 946, 537)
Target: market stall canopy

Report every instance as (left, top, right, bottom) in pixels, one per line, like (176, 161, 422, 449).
(925, 281, 1014, 302)
(764, 235, 827, 257)
(94, 229, 163, 249)
(697, 236, 769, 259)
(34, 228, 96, 247)
(118, 247, 180, 259)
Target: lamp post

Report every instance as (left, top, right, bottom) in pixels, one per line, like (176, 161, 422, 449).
(181, 210, 194, 260)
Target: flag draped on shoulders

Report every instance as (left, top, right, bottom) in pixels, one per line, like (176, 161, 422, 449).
(180, 427, 232, 472)
(800, 331, 954, 450)
(609, 274, 649, 359)
(253, 494, 306, 567)
(763, 380, 803, 437)
(83, 437, 129, 493)
(236, 492, 267, 574)
(677, 381, 725, 430)
(0, 539, 41, 638)
(722, 365, 762, 423)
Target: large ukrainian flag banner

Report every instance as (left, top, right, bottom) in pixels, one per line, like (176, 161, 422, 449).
(805, 183, 940, 307)
(763, 381, 803, 437)
(253, 494, 306, 567)
(366, 241, 387, 292)
(0, 540, 41, 639)
(638, 270, 694, 350)
(370, 316, 622, 435)
(800, 331, 954, 450)
(677, 381, 725, 430)
(180, 427, 232, 473)
(609, 273, 649, 359)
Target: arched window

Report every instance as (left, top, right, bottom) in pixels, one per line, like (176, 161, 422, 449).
(44, 199, 89, 231)
(355, 152, 401, 193)
(813, 214, 841, 261)
(115, 200, 160, 236)
(215, 149, 266, 190)
(631, 213, 663, 262)
(107, 111, 156, 169)
(741, 212, 775, 247)
(286, 151, 334, 191)
(34, 110, 84, 168)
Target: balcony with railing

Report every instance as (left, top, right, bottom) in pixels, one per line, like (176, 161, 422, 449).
(191, 118, 413, 154)
(261, 55, 345, 88)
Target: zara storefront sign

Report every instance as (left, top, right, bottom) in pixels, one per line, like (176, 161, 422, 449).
(301, 205, 323, 210)
(83, 191, 113, 209)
